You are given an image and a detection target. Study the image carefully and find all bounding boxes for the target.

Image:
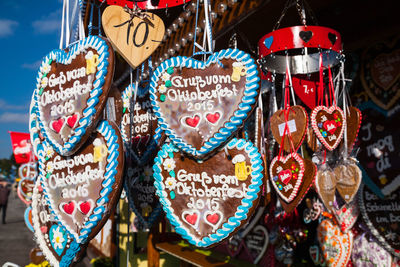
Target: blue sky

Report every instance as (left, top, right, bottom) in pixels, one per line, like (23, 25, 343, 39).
(0, 0, 63, 158)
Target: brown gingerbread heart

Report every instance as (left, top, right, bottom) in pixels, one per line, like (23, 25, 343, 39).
(340, 106, 362, 154)
(315, 168, 337, 211)
(334, 162, 362, 203)
(306, 127, 321, 152)
(270, 105, 308, 153)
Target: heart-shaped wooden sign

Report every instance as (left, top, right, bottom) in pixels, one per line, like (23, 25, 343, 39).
(102, 5, 165, 69)
(150, 49, 260, 158)
(34, 36, 114, 156)
(125, 159, 162, 230)
(153, 138, 263, 247)
(357, 104, 400, 197)
(361, 38, 400, 110)
(40, 120, 124, 243)
(121, 82, 163, 165)
(18, 178, 35, 205)
(311, 105, 346, 151)
(270, 105, 308, 152)
(359, 184, 400, 257)
(317, 219, 353, 267)
(32, 178, 83, 266)
(352, 234, 393, 266)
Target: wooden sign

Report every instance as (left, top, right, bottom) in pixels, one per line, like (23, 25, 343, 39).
(102, 5, 165, 69)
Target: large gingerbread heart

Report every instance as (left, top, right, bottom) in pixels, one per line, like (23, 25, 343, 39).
(270, 105, 308, 153)
(102, 5, 165, 69)
(34, 36, 114, 156)
(40, 120, 124, 243)
(317, 219, 353, 267)
(311, 105, 345, 151)
(150, 49, 260, 158)
(32, 178, 83, 266)
(361, 38, 400, 110)
(359, 184, 400, 257)
(351, 234, 392, 267)
(153, 138, 263, 247)
(125, 159, 162, 230)
(121, 82, 163, 165)
(357, 103, 400, 197)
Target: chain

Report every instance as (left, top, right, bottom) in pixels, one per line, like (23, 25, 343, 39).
(273, 0, 319, 30)
(273, 0, 292, 31)
(295, 0, 306, 26)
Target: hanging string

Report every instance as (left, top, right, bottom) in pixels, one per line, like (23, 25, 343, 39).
(317, 53, 324, 106)
(88, 1, 103, 36)
(59, 0, 70, 49)
(285, 55, 296, 106)
(192, 0, 200, 56)
(203, 0, 214, 53)
(328, 66, 336, 106)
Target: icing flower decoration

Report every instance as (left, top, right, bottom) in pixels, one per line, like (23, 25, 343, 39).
(291, 164, 296, 170)
(123, 98, 130, 109)
(42, 63, 51, 74)
(322, 131, 327, 137)
(143, 165, 153, 178)
(51, 226, 65, 250)
(46, 162, 54, 173)
(161, 72, 171, 82)
(159, 84, 167, 94)
(165, 177, 176, 190)
(41, 77, 48, 88)
(163, 158, 176, 172)
(45, 146, 55, 158)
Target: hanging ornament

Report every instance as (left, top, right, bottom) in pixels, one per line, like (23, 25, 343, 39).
(18, 163, 37, 180)
(153, 138, 263, 247)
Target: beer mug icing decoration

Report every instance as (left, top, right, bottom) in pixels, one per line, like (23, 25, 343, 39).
(121, 82, 163, 165)
(32, 178, 82, 267)
(150, 48, 260, 158)
(40, 120, 124, 243)
(34, 36, 114, 156)
(153, 138, 263, 247)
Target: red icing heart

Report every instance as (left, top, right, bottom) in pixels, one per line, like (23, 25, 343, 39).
(66, 114, 78, 128)
(323, 120, 337, 134)
(206, 213, 220, 224)
(79, 201, 91, 215)
(40, 226, 48, 233)
(206, 112, 221, 124)
(185, 115, 200, 128)
(185, 213, 198, 225)
(51, 118, 65, 133)
(279, 169, 292, 185)
(63, 202, 75, 215)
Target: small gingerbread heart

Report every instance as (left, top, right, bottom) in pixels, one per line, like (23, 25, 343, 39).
(334, 162, 362, 203)
(315, 168, 337, 211)
(341, 107, 362, 154)
(332, 200, 359, 233)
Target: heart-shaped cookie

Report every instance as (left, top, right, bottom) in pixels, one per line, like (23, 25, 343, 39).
(40, 120, 124, 243)
(270, 105, 308, 153)
(34, 36, 114, 156)
(361, 39, 400, 110)
(32, 178, 83, 266)
(19, 163, 37, 179)
(359, 184, 400, 257)
(351, 234, 393, 267)
(121, 83, 163, 165)
(332, 200, 359, 233)
(357, 104, 400, 197)
(340, 107, 362, 154)
(153, 138, 263, 247)
(317, 219, 353, 266)
(150, 49, 260, 158)
(125, 160, 162, 230)
(334, 162, 362, 203)
(315, 168, 337, 211)
(102, 5, 165, 69)
(18, 178, 35, 205)
(311, 105, 346, 151)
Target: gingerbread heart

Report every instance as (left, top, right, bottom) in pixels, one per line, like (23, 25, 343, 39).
(270, 105, 308, 153)
(32, 178, 83, 266)
(359, 184, 400, 258)
(40, 120, 124, 243)
(153, 138, 263, 247)
(315, 168, 337, 211)
(29, 96, 44, 157)
(317, 219, 353, 266)
(24, 206, 34, 232)
(351, 234, 392, 267)
(18, 178, 35, 205)
(311, 105, 346, 151)
(125, 160, 162, 230)
(340, 107, 362, 154)
(30, 247, 46, 265)
(150, 49, 260, 158)
(19, 163, 37, 179)
(102, 5, 165, 69)
(332, 200, 359, 233)
(121, 83, 163, 165)
(361, 39, 400, 110)
(34, 36, 114, 156)
(334, 162, 362, 203)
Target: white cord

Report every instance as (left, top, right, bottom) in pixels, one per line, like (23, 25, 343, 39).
(285, 54, 297, 106)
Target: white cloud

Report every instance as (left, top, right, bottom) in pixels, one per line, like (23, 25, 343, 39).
(32, 9, 61, 34)
(0, 99, 27, 111)
(0, 19, 18, 38)
(0, 112, 29, 124)
(21, 60, 42, 70)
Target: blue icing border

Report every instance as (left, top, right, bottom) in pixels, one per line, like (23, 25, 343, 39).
(152, 138, 263, 247)
(34, 35, 111, 156)
(121, 83, 163, 165)
(123, 165, 162, 230)
(149, 48, 260, 158)
(39, 120, 121, 243)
